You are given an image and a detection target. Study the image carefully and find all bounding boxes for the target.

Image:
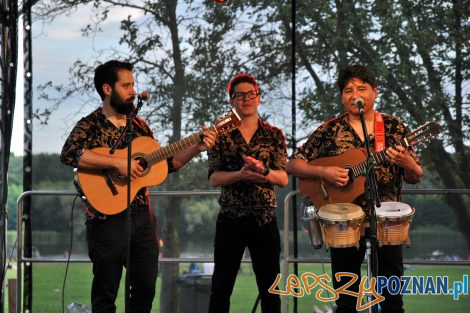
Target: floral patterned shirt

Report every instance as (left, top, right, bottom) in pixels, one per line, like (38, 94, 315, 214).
(208, 119, 287, 225)
(291, 112, 421, 204)
(60, 107, 174, 219)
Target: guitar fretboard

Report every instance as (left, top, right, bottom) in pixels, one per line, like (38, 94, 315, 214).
(144, 128, 212, 166)
(350, 138, 408, 178)
(348, 121, 439, 179)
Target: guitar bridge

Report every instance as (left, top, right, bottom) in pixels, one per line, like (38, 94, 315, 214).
(102, 169, 118, 195)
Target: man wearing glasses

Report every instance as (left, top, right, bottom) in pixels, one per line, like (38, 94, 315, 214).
(207, 73, 288, 313)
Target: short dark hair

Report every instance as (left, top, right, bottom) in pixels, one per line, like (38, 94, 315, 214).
(227, 73, 259, 99)
(94, 60, 133, 100)
(336, 65, 378, 92)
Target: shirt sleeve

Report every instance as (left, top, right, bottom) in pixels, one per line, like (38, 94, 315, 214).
(290, 124, 326, 162)
(270, 128, 288, 170)
(207, 136, 223, 179)
(60, 117, 93, 168)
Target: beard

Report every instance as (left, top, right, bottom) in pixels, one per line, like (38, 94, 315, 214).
(110, 90, 135, 115)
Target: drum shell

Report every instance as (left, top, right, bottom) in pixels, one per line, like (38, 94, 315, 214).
(375, 202, 415, 246)
(316, 203, 365, 249)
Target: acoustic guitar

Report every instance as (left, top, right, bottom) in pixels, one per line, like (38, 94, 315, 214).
(299, 121, 441, 208)
(75, 109, 241, 215)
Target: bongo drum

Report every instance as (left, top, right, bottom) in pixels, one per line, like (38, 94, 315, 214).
(316, 203, 365, 249)
(375, 202, 415, 247)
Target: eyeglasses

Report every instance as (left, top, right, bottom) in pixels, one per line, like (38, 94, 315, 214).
(231, 90, 259, 101)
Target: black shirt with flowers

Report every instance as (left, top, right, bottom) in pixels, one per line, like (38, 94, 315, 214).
(291, 112, 421, 204)
(60, 107, 173, 219)
(208, 119, 287, 225)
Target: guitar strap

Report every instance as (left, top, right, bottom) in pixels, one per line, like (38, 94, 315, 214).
(132, 116, 154, 137)
(374, 111, 385, 152)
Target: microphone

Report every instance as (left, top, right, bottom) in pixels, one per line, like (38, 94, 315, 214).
(354, 98, 364, 112)
(138, 91, 150, 101)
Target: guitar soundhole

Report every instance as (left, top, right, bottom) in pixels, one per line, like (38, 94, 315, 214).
(136, 157, 149, 171)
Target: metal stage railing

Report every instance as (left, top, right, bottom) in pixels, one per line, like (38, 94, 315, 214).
(15, 188, 470, 313)
(15, 190, 222, 313)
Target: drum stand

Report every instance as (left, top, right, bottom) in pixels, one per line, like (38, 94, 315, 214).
(364, 239, 376, 313)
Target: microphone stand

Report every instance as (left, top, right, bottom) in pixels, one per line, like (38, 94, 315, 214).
(358, 108, 381, 313)
(109, 96, 145, 313)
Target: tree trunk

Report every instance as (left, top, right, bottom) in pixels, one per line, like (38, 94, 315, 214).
(160, 180, 183, 313)
(160, 1, 186, 312)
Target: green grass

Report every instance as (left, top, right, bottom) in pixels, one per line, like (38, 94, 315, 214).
(5, 263, 470, 312)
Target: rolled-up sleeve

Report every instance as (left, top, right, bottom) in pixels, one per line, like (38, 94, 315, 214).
(60, 118, 92, 167)
(291, 134, 318, 162)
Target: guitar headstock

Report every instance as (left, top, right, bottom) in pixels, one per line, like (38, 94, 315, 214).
(407, 121, 442, 146)
(213, 108, 241, 135)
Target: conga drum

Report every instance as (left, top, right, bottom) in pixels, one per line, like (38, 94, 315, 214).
(375, 202, 415, 247)
(316, 203, 365, 249)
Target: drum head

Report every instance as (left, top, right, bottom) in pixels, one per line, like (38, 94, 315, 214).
(376, 202, 413, 217)
(317, 203, 364, 221)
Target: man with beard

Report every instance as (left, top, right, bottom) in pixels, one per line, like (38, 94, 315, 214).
(60, 60, 216, 313)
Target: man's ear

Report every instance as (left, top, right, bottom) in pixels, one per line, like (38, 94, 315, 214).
(229, 98, 234, 106)
(103, 84, 112, 96)
(373, 87, 379, 99)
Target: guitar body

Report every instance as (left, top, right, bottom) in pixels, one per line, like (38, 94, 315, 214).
(299, 121, 442, 209)
(299, 148, 368, 208)
(75, 136, 168, 215)
(73, 109, 242, 215)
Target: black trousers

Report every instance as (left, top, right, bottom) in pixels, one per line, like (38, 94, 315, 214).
(208, 215, 281, 313)
(86, 209, 159, 313)
(331, 238, 404, 313)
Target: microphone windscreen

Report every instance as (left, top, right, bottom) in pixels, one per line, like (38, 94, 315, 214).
(138, 92, 150, 101)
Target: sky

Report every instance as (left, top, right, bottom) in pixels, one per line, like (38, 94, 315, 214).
(10, 2, 306, 157)
(11, 4, 142, 156)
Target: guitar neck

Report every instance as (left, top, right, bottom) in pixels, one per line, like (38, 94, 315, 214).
(146, 130, 207, 166)
(350, 137, 409, 179)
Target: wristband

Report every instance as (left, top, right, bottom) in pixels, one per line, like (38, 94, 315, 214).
(262, 166, 270, 176)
